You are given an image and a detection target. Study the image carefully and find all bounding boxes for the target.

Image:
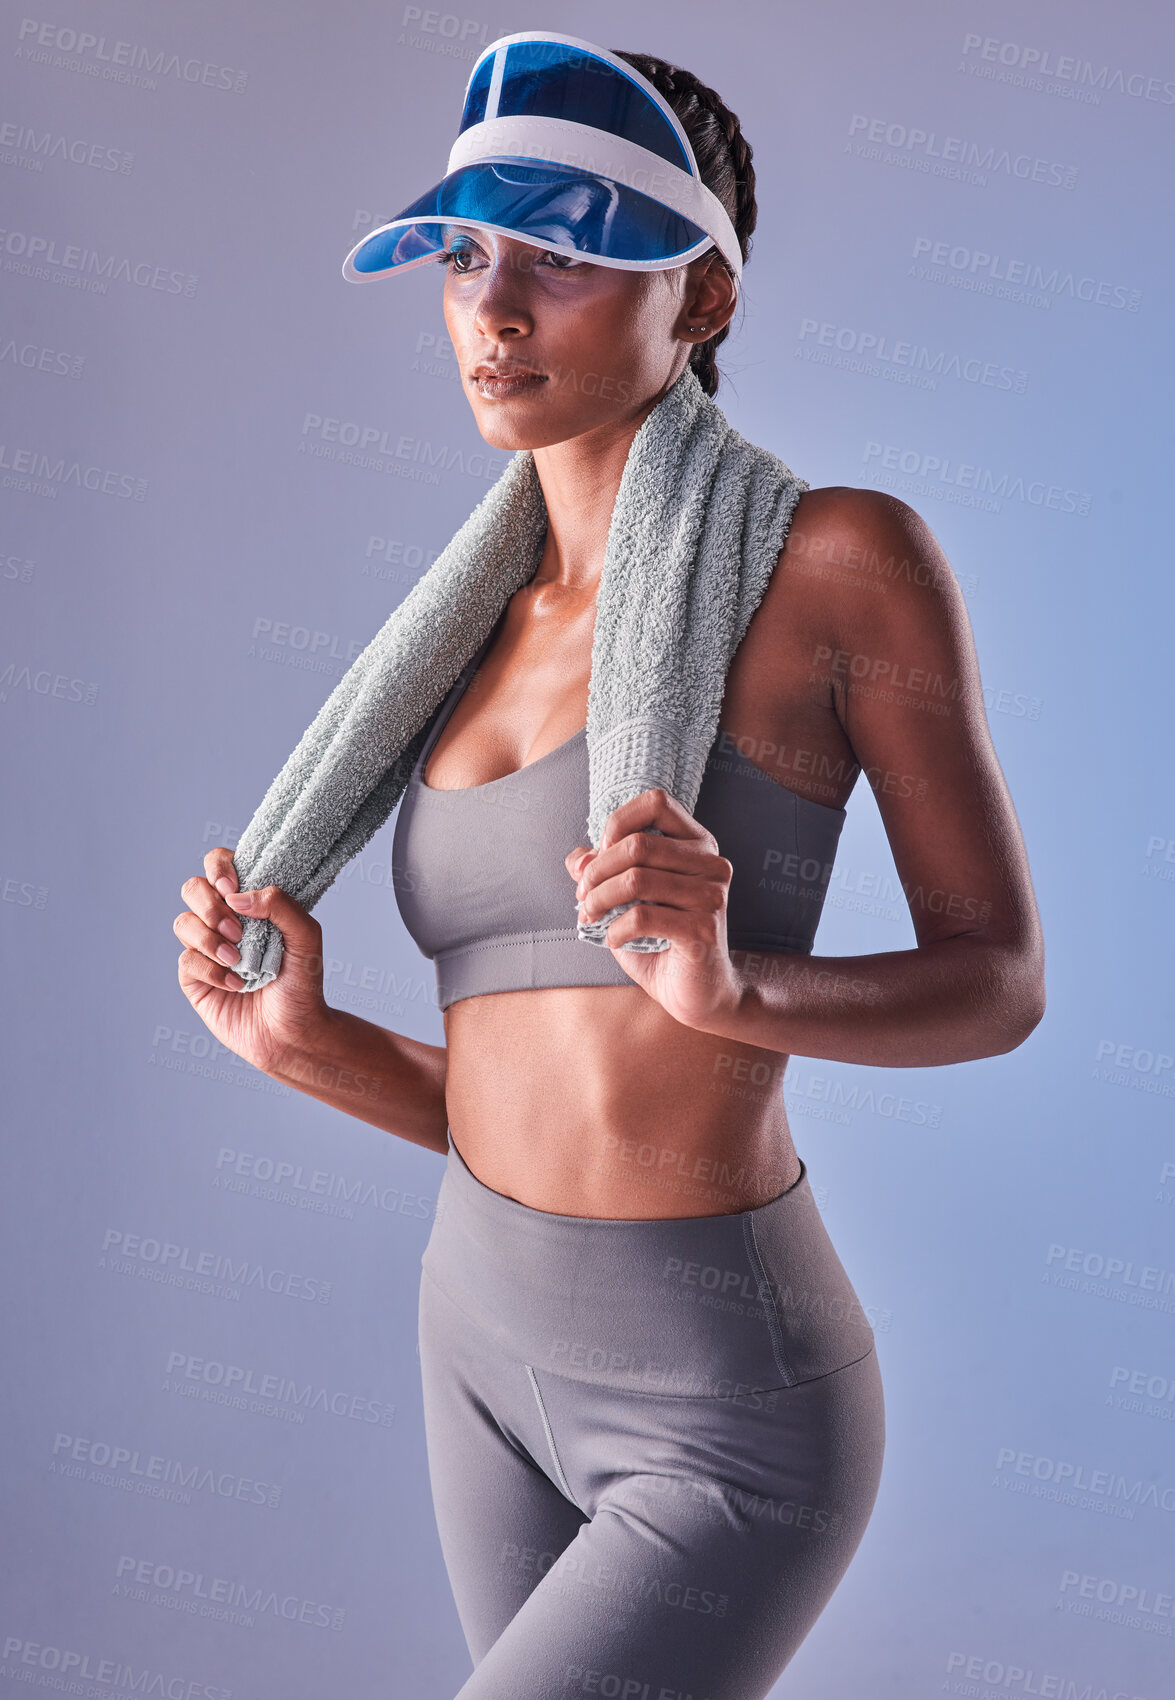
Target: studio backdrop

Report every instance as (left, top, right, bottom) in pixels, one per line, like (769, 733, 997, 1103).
(2, 0, 1172, 1695)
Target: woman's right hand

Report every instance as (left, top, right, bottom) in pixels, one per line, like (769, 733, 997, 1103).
(173, 846, 330, 1074)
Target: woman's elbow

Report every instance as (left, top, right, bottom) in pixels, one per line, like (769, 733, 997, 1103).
(987, 949, 1047, 1055)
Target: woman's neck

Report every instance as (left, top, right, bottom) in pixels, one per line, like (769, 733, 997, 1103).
(530, 378, 675, 592)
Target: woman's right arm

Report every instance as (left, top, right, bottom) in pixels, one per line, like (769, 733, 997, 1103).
(265, 1007, 449, 1153)
(174, 845, 449, 1155)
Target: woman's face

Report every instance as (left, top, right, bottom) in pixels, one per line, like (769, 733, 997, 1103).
(438, 224, 728, 450)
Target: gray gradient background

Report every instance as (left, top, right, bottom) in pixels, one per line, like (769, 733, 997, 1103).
(2, 0, 1173, 1695)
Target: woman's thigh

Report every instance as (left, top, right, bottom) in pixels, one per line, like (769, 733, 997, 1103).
(418, 1137, 885, 1696)
(449, 1346, 886, 1700)
(418, 1270, 589, 1662)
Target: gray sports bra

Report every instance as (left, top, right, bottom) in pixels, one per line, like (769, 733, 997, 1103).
(391, 626, 847, 1011)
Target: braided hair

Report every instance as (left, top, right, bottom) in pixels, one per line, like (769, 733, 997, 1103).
(611, 50, 756, 398)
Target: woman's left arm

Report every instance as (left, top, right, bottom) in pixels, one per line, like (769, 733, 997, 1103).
(573, 491, 1047, 1067)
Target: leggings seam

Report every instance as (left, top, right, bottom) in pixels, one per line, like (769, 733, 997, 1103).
(420, 1262, 498, 1341)
(524, 1364, 584, 1512)
(742, 1214, 798, 1389)
(790, 1339, 878, 1388)
(529, 1339, 878, 1398)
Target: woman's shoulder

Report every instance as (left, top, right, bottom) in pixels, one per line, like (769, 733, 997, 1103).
(752, 482, 973, 665)
(786, 483, 941, 566)
(780, 484, 966, 615)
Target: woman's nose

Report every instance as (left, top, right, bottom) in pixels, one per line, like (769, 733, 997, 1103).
(472, 250, 535, 338)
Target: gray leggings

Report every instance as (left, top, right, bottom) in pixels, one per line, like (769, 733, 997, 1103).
(418, 1132, 885, 1700)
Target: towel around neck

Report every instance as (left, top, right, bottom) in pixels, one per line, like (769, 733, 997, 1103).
(228, 364, 809, 991)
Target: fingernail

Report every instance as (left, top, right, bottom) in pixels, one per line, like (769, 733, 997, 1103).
(215, 877, 236, 896)
(216, 943, 241, 965)
(224, 890, 254, 909)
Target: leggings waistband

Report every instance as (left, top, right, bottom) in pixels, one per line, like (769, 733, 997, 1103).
(421, 1131, 876, 1397)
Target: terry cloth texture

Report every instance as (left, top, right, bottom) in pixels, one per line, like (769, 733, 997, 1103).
(229, 364, 808, 990)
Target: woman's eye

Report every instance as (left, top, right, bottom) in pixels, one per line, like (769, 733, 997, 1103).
(438, 242, 582, 273)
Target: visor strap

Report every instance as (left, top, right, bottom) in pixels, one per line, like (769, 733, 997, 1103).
(446, 115, 742, 285)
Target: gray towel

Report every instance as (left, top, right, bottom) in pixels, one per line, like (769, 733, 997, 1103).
(229, 364, 808, 990)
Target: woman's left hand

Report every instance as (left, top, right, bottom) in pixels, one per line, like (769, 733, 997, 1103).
(564, 788, 747, 1032)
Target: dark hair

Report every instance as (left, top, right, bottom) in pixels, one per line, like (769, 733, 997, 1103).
(611, 49, 756, 398)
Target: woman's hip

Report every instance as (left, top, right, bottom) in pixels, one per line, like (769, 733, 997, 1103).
(421, 1128, 878, 1400)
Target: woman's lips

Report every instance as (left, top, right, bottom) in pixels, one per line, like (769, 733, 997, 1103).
(474, 372, 547, 400)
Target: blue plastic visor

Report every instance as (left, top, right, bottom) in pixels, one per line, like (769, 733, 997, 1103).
(347, 158, 712, 280)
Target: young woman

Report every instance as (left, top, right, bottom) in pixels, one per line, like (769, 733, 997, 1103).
(175, 35, 1045, 1699)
